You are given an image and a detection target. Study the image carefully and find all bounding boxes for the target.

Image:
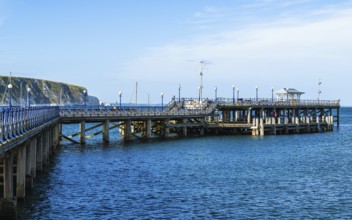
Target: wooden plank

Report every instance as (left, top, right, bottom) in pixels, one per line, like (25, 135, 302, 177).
(61, 134, 80, 144)
(67, 123, 103, 138)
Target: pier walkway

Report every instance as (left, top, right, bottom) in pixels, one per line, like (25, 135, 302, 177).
(0, 98, 340, 218)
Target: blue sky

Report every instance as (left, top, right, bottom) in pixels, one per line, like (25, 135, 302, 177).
(1, 0, 352, 105)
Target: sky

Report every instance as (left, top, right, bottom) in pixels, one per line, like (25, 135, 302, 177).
(1, 0, 352, 105)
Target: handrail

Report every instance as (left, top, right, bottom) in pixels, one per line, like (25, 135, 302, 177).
(216, 98, 340, 107)
(0, 106, 60, 143)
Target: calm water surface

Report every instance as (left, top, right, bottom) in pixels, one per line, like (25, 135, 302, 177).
(17, 108, 352, 219)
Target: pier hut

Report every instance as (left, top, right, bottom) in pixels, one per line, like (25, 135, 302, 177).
(275, 88, 305, 102)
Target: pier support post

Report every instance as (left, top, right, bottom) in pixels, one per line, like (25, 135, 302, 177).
(295, 117, 300, 133)
(103, 119, 110, 143)
(52, 124, 59, 153)
(337, 107, 340, 128)
(36, 136, 43, 172)
(330, 114, 334, 131)
(26, 141, 32, 188)
(165, 119, 170, 137)
(272, 117, 276, 135)
(59, 123, 63, 145)
(259, 118, 264, 136)
(223, 110, 230, 123)
(252, 118, 259, 136)
(200, 127, 204, 136)
(124, 120, 132, 141)
(183, 119, 188, 137)
(42, 132, 49, 166)
(306, 116, 311, 133)
(26, 139, 36, 188)
(47, 130, 52, 161)
(251, 118, 256, 136)
(317, 116, 321, 132)
(284, 116, 289, 134)
(1, 153, 16, 220)
(29, 138, 37, 179)
(3, 153, 14, 200)
(80, 121, 86, 144)
(247, 108, 252, 124)
(48, 129, 53, 157)
(16, 143, 27, 199)
(259, 109, 265, 136)
(146, 119, 152, 139)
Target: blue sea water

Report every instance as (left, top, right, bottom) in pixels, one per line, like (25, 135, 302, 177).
(17, 108, 352, 219)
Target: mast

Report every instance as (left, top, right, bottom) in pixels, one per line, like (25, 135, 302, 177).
(135, 81, 138, 105)
(199, 60, 206, 102)
(318, 79, 322, 101)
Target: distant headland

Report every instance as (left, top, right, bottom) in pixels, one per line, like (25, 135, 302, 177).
(0, 75, 99, 106)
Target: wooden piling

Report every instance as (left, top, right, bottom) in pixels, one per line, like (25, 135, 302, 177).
(3, 153, 14, 201)
(16, 144, 26, 199)
(36, 136, 42, 172)
(80, 121, 86, 144)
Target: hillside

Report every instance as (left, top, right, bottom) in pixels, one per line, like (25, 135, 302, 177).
(0, 76, 97, 106)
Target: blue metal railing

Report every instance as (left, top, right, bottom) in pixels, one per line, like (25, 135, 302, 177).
(0, 106, 60, 143)
(216, 97, 340, 107)
(59, 104, 164, 111)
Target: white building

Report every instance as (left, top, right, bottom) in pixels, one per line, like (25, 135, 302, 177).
(274, 88, 305, 101)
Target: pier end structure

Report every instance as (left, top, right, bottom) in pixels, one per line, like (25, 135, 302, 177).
(59, 98, 340, 143)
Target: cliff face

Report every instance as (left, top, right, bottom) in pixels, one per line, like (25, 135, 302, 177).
(0, 76, 94, 106)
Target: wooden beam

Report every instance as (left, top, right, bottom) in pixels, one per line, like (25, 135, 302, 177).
(85, 123, 120, 140)
(61, 134, 80, 144)
(67, 123, 103, 138)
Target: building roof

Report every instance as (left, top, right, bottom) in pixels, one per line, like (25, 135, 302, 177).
(274, 88, 305, 95)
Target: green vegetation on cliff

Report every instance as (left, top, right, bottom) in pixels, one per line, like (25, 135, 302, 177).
(0, 75, 87, 106)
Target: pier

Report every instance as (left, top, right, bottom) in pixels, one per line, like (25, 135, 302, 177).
(0, 97, 340, 218)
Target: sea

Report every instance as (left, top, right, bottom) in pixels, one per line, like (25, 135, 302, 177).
(16, 108, 352, 219)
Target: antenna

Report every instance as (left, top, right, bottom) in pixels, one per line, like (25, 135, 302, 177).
(135, 81, 138, 105)
(9, 71, 13, 90)
(199, 60, 208, 101)
(318, 79, 322, 101)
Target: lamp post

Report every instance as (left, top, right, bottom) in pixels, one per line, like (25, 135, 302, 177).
(178, 84, 181, 102)
(271, 87, 274, 102)
(198, 86, 201, 101)
(256, 86, 258, 101)
(27, 87, 31, 107)
(161, 92, 164, 110)
(199, 60, 205, 102)
(43, 88, 48, 105)
(237, 88, 239, 100)
(8, 83, 13, 108)
(232, 85, 235, 104)
(83, 89, 88, 109)
(119, 91, 122, 109)
(318, 79, 322, 102)
(215, 86, 217, 101)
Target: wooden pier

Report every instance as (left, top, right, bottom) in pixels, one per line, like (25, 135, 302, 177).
(60, 98, 340, 144)
(0, 98, 340, 218)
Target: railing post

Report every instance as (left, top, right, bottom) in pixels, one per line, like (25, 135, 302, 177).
(0, 111, 4, 142)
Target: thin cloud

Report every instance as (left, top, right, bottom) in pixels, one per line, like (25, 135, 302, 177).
(188, 0, 350, 31)
(0, 0, 10, 27)
(121, 5, 352, 103)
